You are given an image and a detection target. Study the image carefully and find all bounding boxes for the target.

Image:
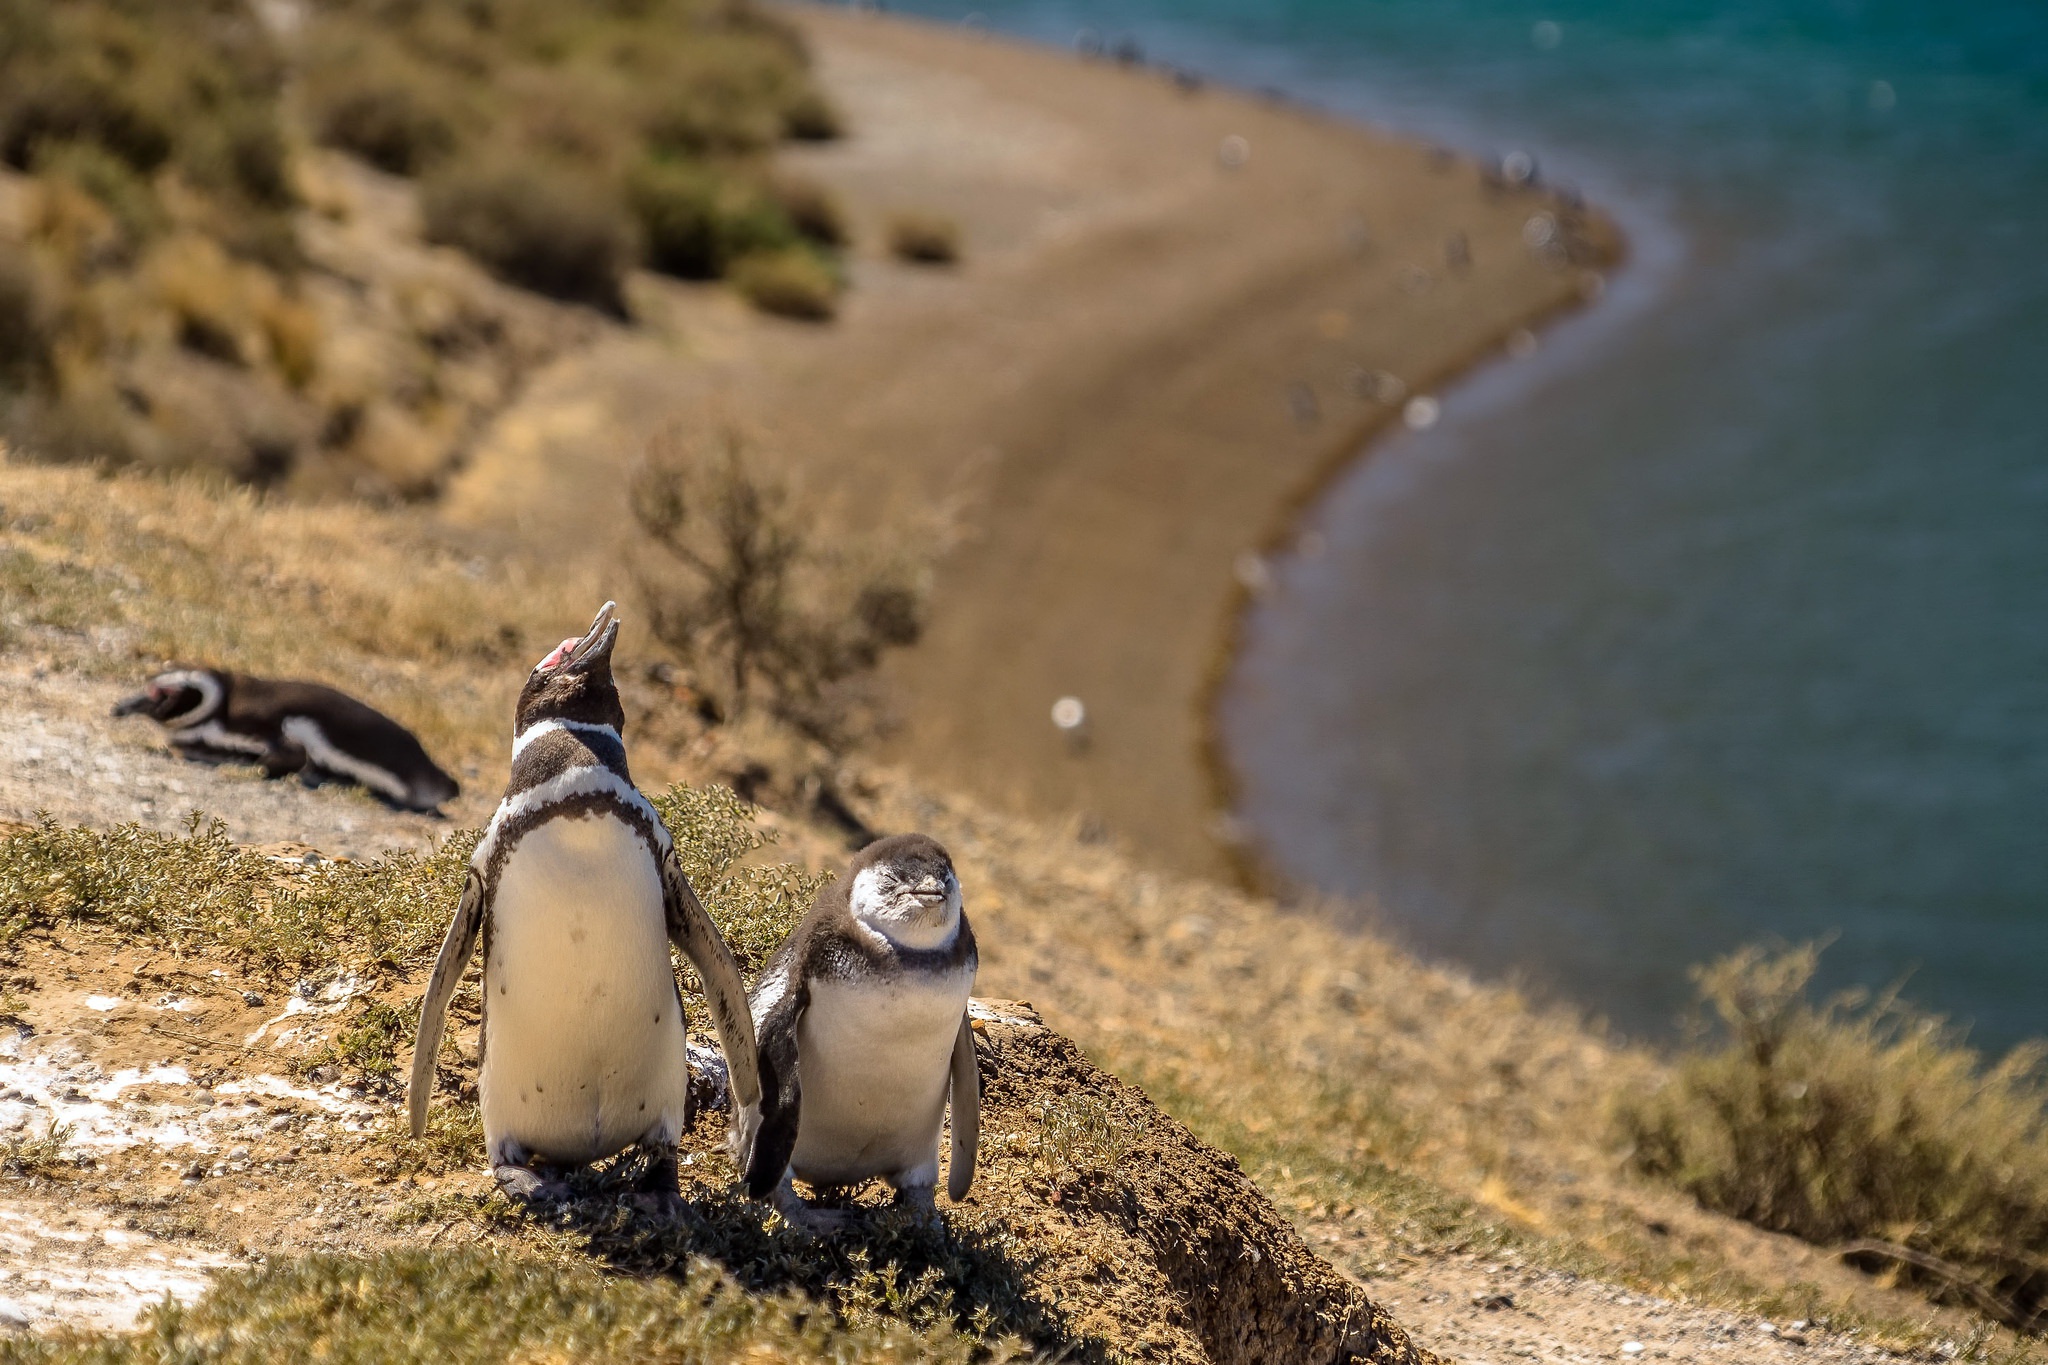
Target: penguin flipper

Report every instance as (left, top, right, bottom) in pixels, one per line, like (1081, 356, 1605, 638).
(660, 852, 765, 1124)
(409, 866, 483, 1138)
(947, 1012, 979, 1202)
(745, 961, 807, 1200)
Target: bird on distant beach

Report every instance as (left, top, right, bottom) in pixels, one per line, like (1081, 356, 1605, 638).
(112, 666, 459, 813)
(408, 602, 767, 1210)
(743, 833, 980, 1231)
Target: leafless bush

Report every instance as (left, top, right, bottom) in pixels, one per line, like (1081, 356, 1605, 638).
(629, 428, 926, 750)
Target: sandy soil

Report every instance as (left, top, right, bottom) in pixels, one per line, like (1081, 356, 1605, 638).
(440, 4, 1619, 881)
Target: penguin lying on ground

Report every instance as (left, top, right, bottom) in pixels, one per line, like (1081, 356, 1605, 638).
(112, 667, 459, 813)
(743, 833, 980, 1230)
(409, 602, 767, 1210)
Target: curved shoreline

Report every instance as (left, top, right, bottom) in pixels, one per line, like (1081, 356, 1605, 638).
(444, 5, 1627, 882)
(1195, 275, 1622, 896)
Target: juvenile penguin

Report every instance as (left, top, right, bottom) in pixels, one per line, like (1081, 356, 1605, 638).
(409, 602, 766, 1206)
(744, 833, 979, 1228)
(112, 667, 459, 813)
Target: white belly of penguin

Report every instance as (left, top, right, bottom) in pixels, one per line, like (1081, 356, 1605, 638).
(791, 967, 972, 1187)
(480, 812, 688, 1166)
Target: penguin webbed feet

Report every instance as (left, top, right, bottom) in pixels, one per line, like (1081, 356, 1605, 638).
(772, 1175, 859, 1236)
(626, 1145, 684, 1219)
(493, 1161, 573, 1204)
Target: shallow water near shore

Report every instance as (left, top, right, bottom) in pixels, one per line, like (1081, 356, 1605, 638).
(887, 0, 2048, 1049)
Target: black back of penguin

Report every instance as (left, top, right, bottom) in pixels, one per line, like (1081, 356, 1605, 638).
(113, 666, 459, 812)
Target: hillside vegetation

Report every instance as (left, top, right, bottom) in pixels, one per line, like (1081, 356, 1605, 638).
(0, 0, 843, 496)
(3, 453, 2047, 1362)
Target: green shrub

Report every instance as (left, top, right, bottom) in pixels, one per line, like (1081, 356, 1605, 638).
(31, 139, 165, 245)
(0, 247, 45, 381)
(627, 161, 800, 281)
(887, 212, 961, 266)
(421, 161, 635, 314)
(782, 86, 844, 141)
(1618, 943, 2048, 1329)
(730, 248, 839, 321)
(181, 102, 298, 208)
(309, 77, 457, 176)
(771, 175, 848, 247)
(0, 60, 172, 174)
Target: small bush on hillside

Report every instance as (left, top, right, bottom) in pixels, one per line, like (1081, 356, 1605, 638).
(630, 428, 928, 747)
(771, 175, 849, 247)
(782, 86, 845, 141)
(887, 212, 962, 266)
(0, 248, 48, 382)
(628, 161, 799, 281)
(1618, 943, 2048, 1330)
(308, 77, 456, 177)
(421, 162, 635, 314)
(730, 248, 840, 321)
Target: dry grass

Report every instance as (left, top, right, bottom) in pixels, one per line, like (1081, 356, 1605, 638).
(5, 448, 2046, 1350)
(729, 247, 841, 320)
(0, 455, 587, 766)
(1619, 944, 2048, 1330)
(0, 1248, 999, 1364)
(887, 212, 961, 266)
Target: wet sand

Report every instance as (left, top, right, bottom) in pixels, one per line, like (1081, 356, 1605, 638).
(445, 3, 1620, 880)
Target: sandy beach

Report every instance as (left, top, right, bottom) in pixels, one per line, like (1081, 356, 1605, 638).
(444, 3, 1621, 880)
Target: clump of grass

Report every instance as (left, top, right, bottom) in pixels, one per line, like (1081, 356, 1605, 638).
(1031, 1093, 1142, 1185)
(771, 175, 849, 248)
(0, 1122, 74, 1179)
(421, 161, 636, 315)
(729, 248, 841, 320)
(626, 160, 801, 281)
(887, 212, 962, 266)
(1618, 943, 2048, 1330)
(0, 813, 475, 984)
(0, 1247, 999, 1364)
(652, 783, 829, 979)
(0, 784, 811, 990)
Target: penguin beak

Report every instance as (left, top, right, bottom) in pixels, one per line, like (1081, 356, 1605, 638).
(909, 873, 946, 902)
(564, 601, 619, 671)
(111, 689, 152, 718)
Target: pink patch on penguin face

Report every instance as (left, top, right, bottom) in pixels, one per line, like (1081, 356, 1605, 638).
(537, 636, 581, 671)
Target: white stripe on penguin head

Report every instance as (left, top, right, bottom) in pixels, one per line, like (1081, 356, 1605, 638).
(151, 670, 223, 728)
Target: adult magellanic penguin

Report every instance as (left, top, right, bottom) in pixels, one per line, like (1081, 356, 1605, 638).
(409, 602, 766, 1207)
(744, 833, 980, 1229)
(112, 667, 459, 812)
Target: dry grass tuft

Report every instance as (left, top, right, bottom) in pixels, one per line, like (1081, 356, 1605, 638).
(729, 248, 841, 320)
(886, 212, 961, 266)
(1617, 944, 2048, 1330)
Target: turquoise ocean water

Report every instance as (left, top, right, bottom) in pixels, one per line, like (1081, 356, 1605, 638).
(884, 0, 2048, 1048)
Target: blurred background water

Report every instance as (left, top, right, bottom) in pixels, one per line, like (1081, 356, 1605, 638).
(884, 0, 2048, 1049)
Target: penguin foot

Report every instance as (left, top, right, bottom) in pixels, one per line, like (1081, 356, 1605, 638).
(493, 1163, 571, 1203)
(628, 1148, 683, 1219)
(774, 1179, 857, 1236)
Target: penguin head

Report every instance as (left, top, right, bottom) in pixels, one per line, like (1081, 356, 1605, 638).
(847, 833, 962, 945)
(514, 601, 625, 738)
(111, 668, 226, 727)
